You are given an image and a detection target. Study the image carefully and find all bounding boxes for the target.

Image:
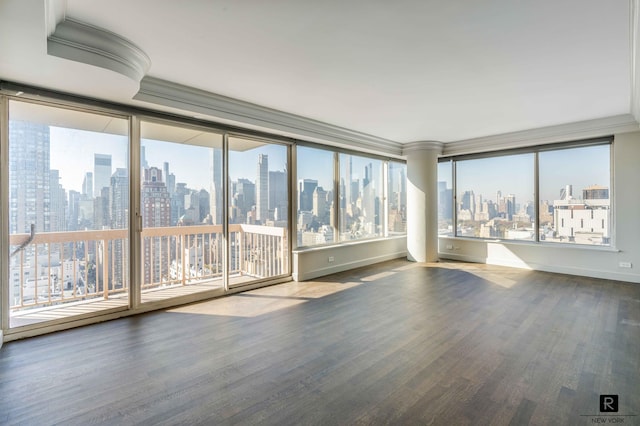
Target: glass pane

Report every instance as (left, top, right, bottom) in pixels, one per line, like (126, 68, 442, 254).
(539, 145, 611, 245)
(456, 153, 535, 240)
(437, 161, 453, 236)
(140, 121, 224, 303)
(387, 161, 407, 235)
(339, 154, 384, 241)
(296, 146, 335, 247)
(8, 100, 129, 328)
(228, 136, 289, 285)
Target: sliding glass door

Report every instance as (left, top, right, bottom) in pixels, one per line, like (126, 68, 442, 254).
(228, 136, 290, 286)
(139, 120, 225, 303)
(7, 100, 129, 328)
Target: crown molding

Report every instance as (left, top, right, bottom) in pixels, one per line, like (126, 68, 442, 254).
(402, 141, 444, 155)
(442, 114, 639, 156)
(47, 17, 151, 82)
(134, 77, 403, 157)
(45, 0, 66, 37)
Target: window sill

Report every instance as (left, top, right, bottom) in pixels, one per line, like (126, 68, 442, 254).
(294, 234, 406, 254)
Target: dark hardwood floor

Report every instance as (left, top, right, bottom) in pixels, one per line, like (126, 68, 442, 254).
(1, 260, 639, 425)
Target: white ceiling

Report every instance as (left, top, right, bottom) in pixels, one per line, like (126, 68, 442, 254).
(0, 0, 634, 146)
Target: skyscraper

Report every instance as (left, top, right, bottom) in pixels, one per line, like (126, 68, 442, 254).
(142, 167, 170, 228)
(49, 169, 67, 232)
(298, 179, 318, 212)
(82, 172, 94, 199)
(505, 194, 516, 220)
(312, 186, 327, 219)
(110, 168, 129, 288)
(141, 167, 170, 284)
(345, 155, 353, 205)
(256, 154, 269, 223)
(269, 170, 287, 222)
(209, 148, 223, 225)
(67, 190, 80, 231)
(9, 120, 51, 234)
(94, 153, 112, 197)
(110, 168, 129, 229)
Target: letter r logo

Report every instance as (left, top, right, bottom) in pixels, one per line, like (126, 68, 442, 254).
(600, 395, 618, 412)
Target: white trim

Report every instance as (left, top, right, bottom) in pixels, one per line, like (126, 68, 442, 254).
(439, 252, 640, 283)
(45, 0, 66, 37)
(402, 140, 444, 155)
(47, 18, 151, 82)
(134, 77, 404, 157)
(442, 114, 639, 156)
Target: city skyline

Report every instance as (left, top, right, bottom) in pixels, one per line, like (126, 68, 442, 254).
(444, 145, 610, 203)
(50, 126, 288, 193)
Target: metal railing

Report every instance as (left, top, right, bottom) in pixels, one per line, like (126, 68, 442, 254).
(8, 224, 288, 311)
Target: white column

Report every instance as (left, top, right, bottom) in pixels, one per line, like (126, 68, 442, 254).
(404, 141, 443, 262)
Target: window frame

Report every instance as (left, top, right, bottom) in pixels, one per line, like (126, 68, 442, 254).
(438, 137, 614, 247)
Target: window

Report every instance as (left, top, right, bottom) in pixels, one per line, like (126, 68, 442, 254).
(441, 139, 612, 246)
(339, 154, 384, 241)
(295, 146, 406, 247)
(8, 100, 129, 327)
(456, 153, 535, 241)
(538, 144, 611, 245)
(437, 160, 453, 236)
(296, 146, 335, 247)
(387, 161, 407, 235)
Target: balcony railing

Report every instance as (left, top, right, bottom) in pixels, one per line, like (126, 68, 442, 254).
(8, 224, 288, 312)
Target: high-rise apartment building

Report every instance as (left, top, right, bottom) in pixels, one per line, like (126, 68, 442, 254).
(256, 154, 269, 223)
(110, 168, 129, 229)
(82, 172, 94, 199)
(142, 167, 170, 228)
(94, 154, 112, 197)
(345, 155, 353, 205)
(142, 167, 171, 284)
(210, 148, 223, 225)
(9, 120, 51, 234)
(298, 179, 317, 212)
(49, 170, 67, 232)
(269, 170, 287, 222)
(67, 190, 80, 231)
(312, 186, 327, 219)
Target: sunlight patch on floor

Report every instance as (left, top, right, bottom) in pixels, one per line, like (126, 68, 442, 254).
(167, 280, 363, 317)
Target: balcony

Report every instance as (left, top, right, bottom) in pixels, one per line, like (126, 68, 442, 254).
(8, 224, 288, 328)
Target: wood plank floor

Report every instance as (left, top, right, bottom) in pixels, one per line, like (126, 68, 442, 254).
(1, 260, 638, 425)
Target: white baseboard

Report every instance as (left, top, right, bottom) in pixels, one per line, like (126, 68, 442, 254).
(439, 253, 640, 283)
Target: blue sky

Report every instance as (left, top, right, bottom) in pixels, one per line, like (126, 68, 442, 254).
(51, 127, 287, 192)
(440, 145, 610, 204)
(51, 126, 609, 203)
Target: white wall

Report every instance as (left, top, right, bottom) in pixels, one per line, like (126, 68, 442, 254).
(293, 236, 407, 281)
(438, 131, 640, 283)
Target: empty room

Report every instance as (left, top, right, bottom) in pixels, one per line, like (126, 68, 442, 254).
(0, 0, 639, 424)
